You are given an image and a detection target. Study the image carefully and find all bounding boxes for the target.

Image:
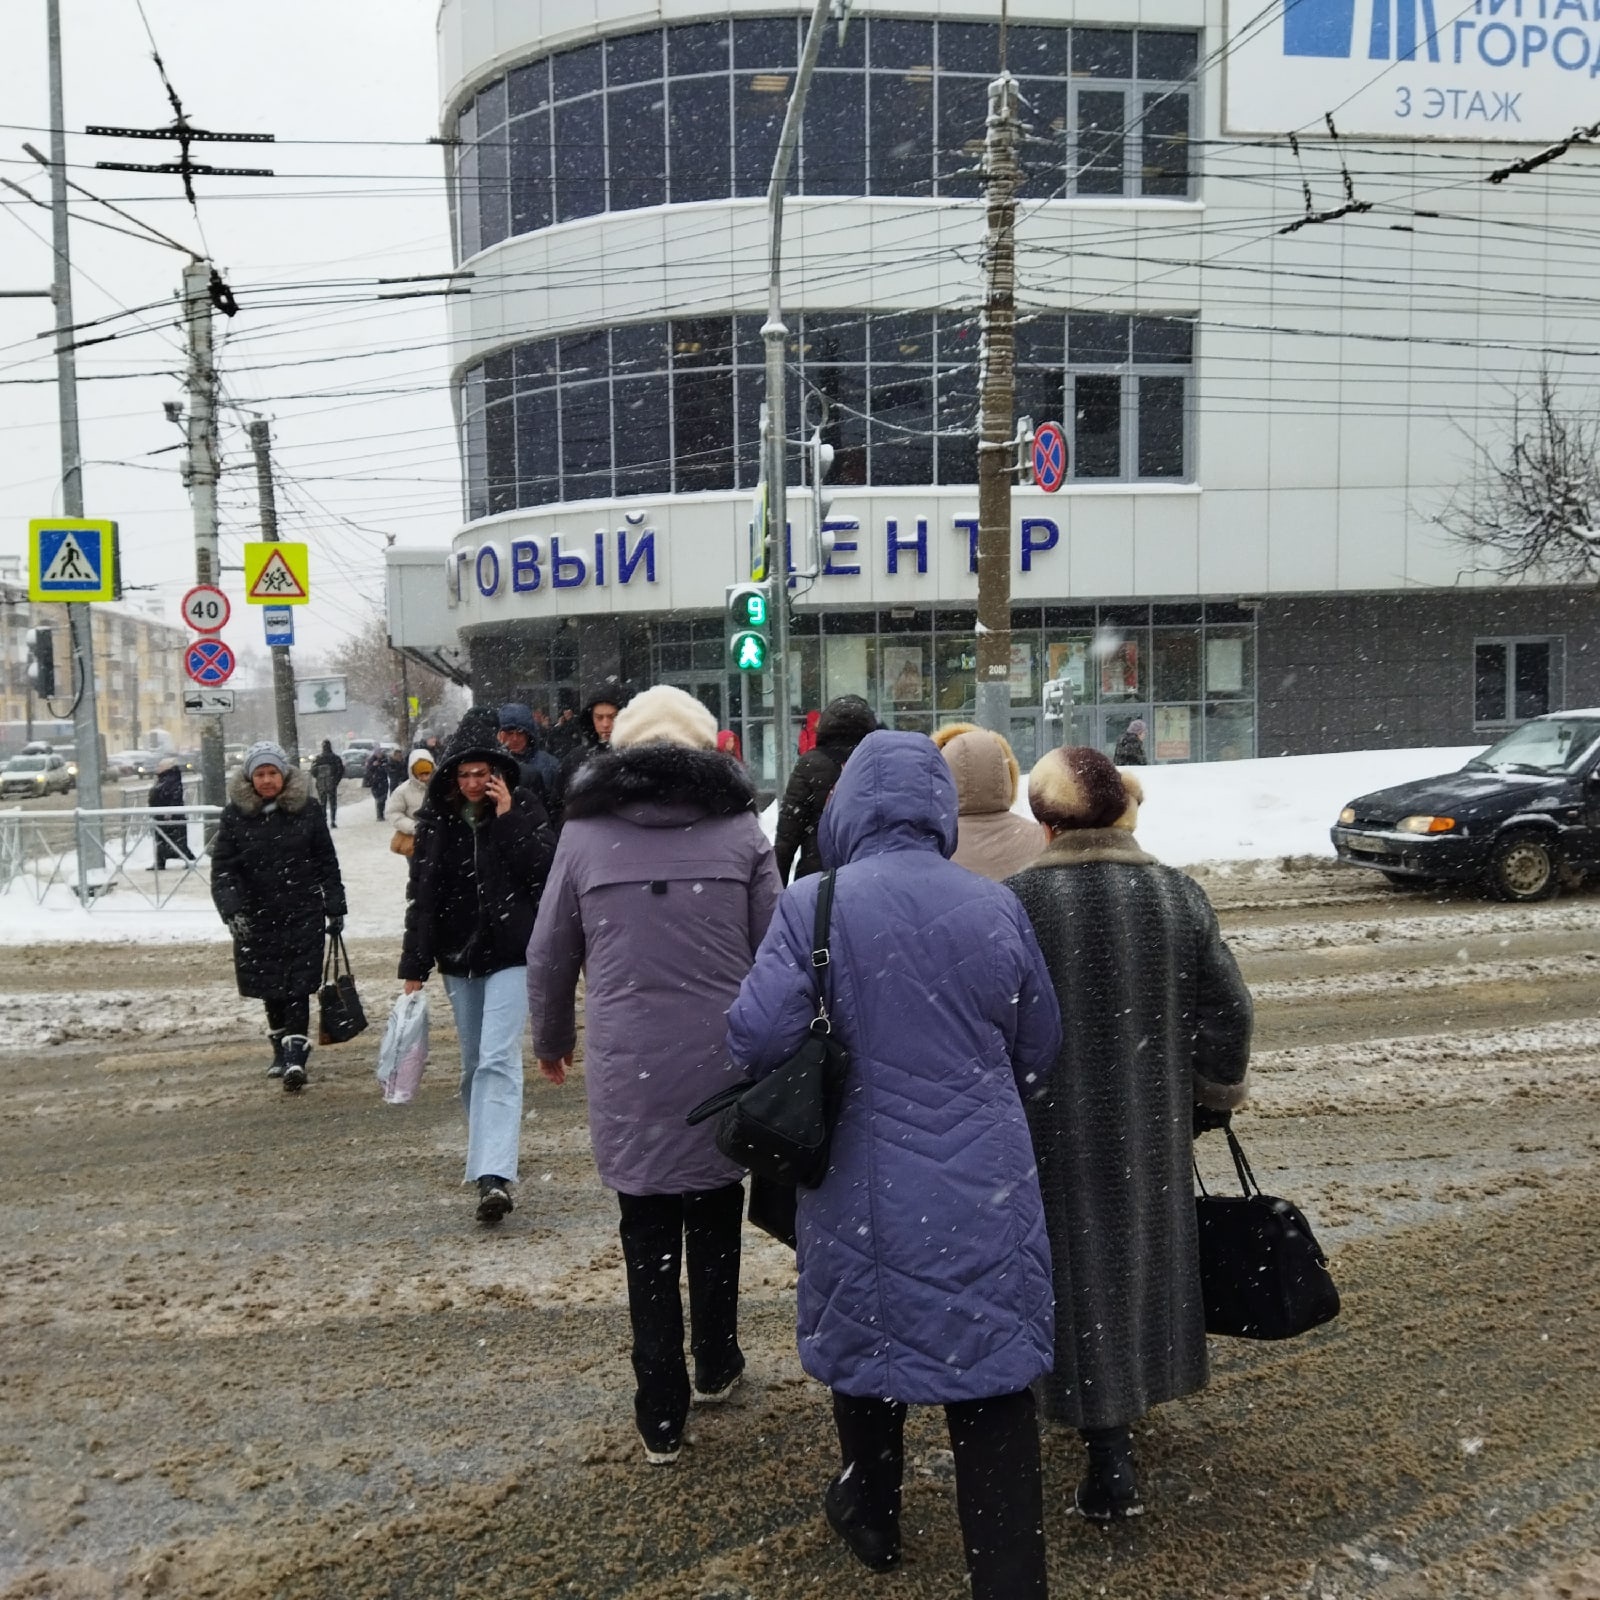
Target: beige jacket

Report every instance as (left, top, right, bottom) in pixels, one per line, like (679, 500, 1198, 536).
(939, 728, 1047, 882)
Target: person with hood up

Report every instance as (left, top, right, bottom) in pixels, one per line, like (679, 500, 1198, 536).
(497, 702, 561, 806)
(931, 723, 1047, 882)
(399, 707, 555, 1225)
(727, 731, 1062, 1597)
(365, 746, 394, 819)
(527, 685, 781, 1466)
(551, 679, 630, 818)
(147, 756, 194, 869)
(1005, 747, 1252, 1521)
(211, 741, 347, 1092)
(384, 749, 436, 857)
(310, 740, 345, 827)
(772, 694, 878, 884)
(1113, 717, 1149, 766)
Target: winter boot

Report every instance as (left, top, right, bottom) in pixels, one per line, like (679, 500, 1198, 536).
(475, 1176, 514, 1225)
(280, 1035, 311, 1094)
(824, 1471, 901, 1573)
(267, 1032, 287, 1079)
(1075, 1426, 1144, 1521)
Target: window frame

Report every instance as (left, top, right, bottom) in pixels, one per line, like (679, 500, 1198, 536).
(1473, 635, 1566, 729)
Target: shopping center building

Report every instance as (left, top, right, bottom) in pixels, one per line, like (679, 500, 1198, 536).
(386, 0, 1600, 770)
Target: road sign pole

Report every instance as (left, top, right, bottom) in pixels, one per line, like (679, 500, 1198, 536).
(249, 419, 299, 765)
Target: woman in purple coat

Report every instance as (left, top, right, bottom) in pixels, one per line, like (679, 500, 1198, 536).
(526, 685, 781, 1465)
(726, 731, 1062, 1599)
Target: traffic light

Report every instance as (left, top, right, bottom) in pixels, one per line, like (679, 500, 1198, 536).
(726, 582, 772, 673)
(808, 427, 837, 574)
(24, 626, 55, 698)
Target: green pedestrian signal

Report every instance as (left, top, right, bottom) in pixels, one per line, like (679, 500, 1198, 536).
(726, 582, 772, 673)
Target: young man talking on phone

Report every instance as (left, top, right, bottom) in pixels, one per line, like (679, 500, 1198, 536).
(399, 708, 555, 1225)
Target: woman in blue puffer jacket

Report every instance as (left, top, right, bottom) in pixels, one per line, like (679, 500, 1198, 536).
(726, 731, 1061, 1600)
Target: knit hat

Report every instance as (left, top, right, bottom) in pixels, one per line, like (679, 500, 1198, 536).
(1127, 718, 1148, 738)
(243, 740, 289, 779)
(610, 684, 718, 751)
(1028, 746, 1143, 832)
(497, 702, 537, 737)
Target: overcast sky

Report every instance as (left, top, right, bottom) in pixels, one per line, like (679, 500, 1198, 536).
(0, 0, 458, 666)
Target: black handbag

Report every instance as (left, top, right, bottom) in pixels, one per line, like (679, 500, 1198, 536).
(686, 869, 848, 1190)
(1194, 1126, 1340, 1340)
(317, 932, 369, 1046)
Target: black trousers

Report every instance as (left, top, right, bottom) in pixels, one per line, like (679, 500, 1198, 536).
(263, 994, 310, 1036)
(616, 1182, 744, 1449)
(831, 1387, 1047, 1600)
(320, 787, 338, 824)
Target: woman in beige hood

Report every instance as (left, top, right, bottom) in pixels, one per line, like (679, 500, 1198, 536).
(932, 724, 1047, 882)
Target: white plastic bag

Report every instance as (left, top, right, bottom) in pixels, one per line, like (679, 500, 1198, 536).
(376, 989, 429, 1105)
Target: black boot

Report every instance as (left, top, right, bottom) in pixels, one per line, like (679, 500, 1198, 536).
(281, 1034, 311, 1093)
(1076, 1426, 1144, 1521)
(476, 1175, 514, 1225)
(267, 1032, 287, 1079)
(824, 1472, 901, 1572)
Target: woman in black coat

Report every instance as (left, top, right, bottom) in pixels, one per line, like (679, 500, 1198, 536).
(772, 695, 878, 884)
(211, 741, 347, 1092)
(147, 758, 194, 868)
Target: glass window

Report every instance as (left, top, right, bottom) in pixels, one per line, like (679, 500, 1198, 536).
(476, 78, 507, 131)
(554, 96, 605, 220)
(1070, 313, 1128, 365)
(456, 145, 480, 258)
(1205, 703, 1255, 761)
(872, 19, 934, 70)
(937, 360, 978, 484)
(1204, 628, 1254, 698)
(559, 330, 608, 380)
(1475, 643, 1509, 722)
(516, 387, 559, 507)
(613, 373, 672, 497)
(1073, 374, 1122, 478)
(940, 22, 999, 73)
(607, 30, 662, 86)
(1137, 376, 1185, 478)
(509, 59, 550, 115)
(1138, 30, 1199, 81)
(1152, 629, 1200, 699)
(1074, 28, 1134, 78)
(735, 16, 797, 68)
(673, 317, 733, 367)
(612, 321, 668, 374)
(509, 111, 551, 234)
(670, 21, 730, 77)
(486, 400, 516, 513)
(514, 340, 558, 384)
(1017, 368, 1066, 442)
(478, 124, 510, 248)
(464, 402, 487, 522)
(1011, 26, 1070, 75)
(871, 313, 933, 362)
(484, 348, 512, 405)
(609, 83, 666, 211)
(554, 43, 602, 100)
(670, 75, 730, 203)
(802, 71, 866, 194)
(1133, 316, 1193, 363)
(1514, 640, 1552, 720)
(458, 100, 478, 146)
(736, 72, 790, 196)
(560, 379, 611, 498)
(1075, 89, 1127, 196)
(1476, 639, 1559, 724)
(674, 367, 734, 491)
(936, 74, 989, 198)
(869, 69, 935, 195)
(870, 368, 934, 485)
(1140, 90, 1190, 198)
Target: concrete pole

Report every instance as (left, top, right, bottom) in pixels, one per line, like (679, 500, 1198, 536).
(183, 258, 227, 807)
(44, 0, 106, 855)
(247, 418, 300, 764)
(975, 72, 1020, 738)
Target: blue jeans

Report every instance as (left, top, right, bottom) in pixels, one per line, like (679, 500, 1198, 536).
(442, 967, 527, 1183)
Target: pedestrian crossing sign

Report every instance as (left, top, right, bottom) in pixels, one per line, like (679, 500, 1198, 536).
(244, 541, 310, 604)
(28, 518, 119, 602)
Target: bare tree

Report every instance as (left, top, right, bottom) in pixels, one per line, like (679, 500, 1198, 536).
(329, 613, 454, 744)
(1436, 365, 1600, 584)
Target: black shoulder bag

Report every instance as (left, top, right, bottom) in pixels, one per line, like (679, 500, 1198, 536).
(687, 869, 849, 1194)
(1194, 1125, 1340, 1340)
(317, 932, 369, 1046)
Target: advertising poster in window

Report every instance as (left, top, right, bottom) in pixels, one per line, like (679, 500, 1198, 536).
(1009, 642, 1034, 702)
(1206, 636, 1245, 695)
(1154, 705, 1192, 762)
(883, 646, 926, 704)
(1048, 639, 1090, 698)
(1100, 640, 1139, 698)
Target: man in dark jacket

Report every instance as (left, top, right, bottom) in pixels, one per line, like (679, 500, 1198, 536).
(497, 702, 561, 807)
(399, 708, 555, 1226)
(773, 694, 878, 883)
(148, 757, 194, 868)
(551, 679, 630, 821)
(211, 741, 347, 1092)
(1006, 747, 1252, 1522)
(310, 740, 345, 827)
(365, 747, 394, 819)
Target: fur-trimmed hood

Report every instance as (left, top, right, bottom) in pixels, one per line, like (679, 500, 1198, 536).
(1034, 827, 1157, 868)
(227, 763, 312, 815)
(563, 743, 754, 823)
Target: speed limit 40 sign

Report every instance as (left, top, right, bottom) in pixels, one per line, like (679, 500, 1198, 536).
(181, 584, 231, 634)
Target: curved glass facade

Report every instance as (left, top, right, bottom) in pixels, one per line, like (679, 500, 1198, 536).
(459, 310, 1193, 517)
(450, 18, 1198, 256)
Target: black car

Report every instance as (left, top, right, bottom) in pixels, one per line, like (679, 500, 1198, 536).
(1331, 711, 1600, 901)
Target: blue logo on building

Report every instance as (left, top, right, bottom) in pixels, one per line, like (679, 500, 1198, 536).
(1284, 0, 1440, 62)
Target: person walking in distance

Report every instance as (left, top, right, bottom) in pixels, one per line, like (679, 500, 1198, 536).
(210, 741, 347, 1092)
(310, 740, 344, 828)
(365, 746, 394, 820)
(148, 757, 195, 869)
(1006, 746, 1252, 1520)
(527, 686, 780, 1464)
(385, 749, 435, 858)
(398, 709, 554, 1225)
(772, 695, 878, 884)
(550, 678, 629, 822)
(1114, 717, 1149, 766)
(728, 732, 1061, 1596)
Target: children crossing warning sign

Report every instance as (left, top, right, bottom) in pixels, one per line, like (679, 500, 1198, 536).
(28, 518, 119, 602)
(243, 541, 310, 604)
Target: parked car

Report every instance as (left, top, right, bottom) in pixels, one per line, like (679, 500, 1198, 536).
(1, 753, 73, 798)
(1331, 710, 1600, 902)
(109, 749, 160, 779)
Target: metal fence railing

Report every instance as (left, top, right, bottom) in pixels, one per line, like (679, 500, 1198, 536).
(0, 804, 223, 910)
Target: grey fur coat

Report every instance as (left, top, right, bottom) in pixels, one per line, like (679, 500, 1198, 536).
(1006, 829, 1253, 1429)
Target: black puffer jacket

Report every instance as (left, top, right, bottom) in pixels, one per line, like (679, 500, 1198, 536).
(211, 766, 346, 998)
(398, 738, 555, 982)
(773, 695, 879, 883)
(552, 679, 633, 824)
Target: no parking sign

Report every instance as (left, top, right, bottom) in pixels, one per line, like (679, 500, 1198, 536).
(185, 637, 236, 686)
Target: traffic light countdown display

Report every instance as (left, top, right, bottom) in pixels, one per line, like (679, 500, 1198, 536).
(726, 583, 771, 672)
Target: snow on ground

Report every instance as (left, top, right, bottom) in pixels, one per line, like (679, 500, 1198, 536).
(1, 744, 1488, 945)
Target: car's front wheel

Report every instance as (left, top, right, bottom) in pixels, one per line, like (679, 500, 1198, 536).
(1486, 831, 1561, 902)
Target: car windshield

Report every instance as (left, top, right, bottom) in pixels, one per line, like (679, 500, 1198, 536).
(1467, 718, 1600, 775)
(5, 757, 47, 772)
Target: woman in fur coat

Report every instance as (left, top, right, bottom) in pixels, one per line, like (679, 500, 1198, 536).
(527, 685, 781, 1465)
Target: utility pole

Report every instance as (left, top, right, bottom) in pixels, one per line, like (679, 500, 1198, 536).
(43, 0, 106, 831)
(183, 257, 227, 806)
(248, 418, 299, 765)
(763, 0, 851, 792)
(975, 71, 1021, 739)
